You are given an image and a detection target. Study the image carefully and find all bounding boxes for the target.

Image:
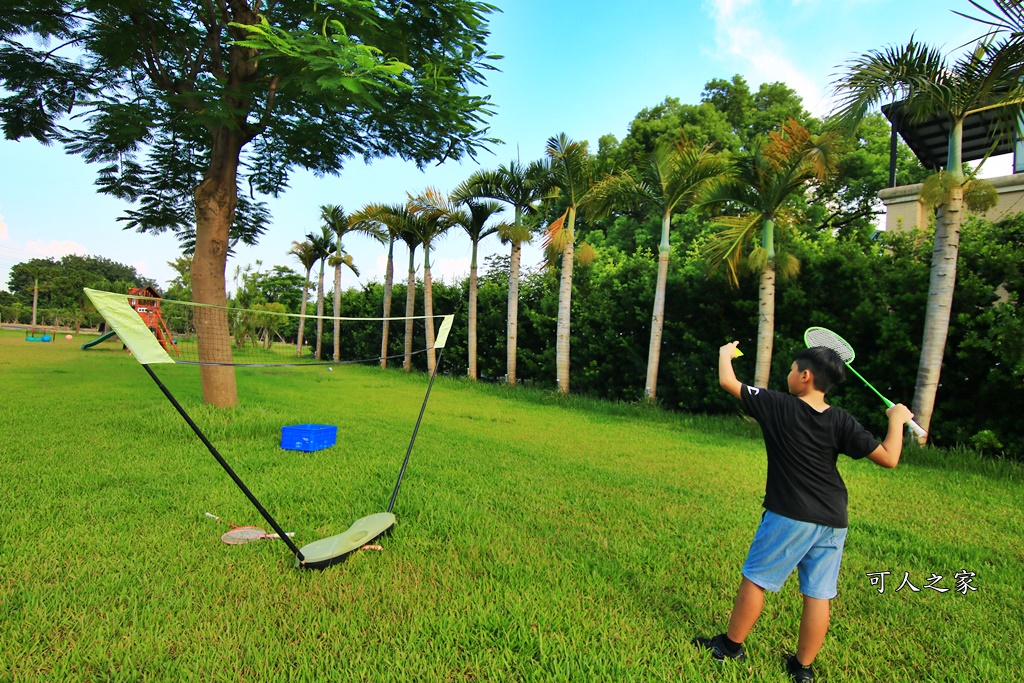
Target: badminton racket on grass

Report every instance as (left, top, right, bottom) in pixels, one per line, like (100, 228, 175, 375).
(803, 327, 927, 439)
(205, 512, 295, 545)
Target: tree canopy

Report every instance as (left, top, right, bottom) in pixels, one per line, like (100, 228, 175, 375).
(1, 0, 500, 406)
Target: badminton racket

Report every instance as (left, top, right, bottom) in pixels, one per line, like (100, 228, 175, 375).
(205, 512, 295, 545)
(803, 327, 927, 439)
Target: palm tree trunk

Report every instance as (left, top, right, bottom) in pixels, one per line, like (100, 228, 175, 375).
(645, 209, 672, 400)
(912, 119, 965, 444)
(381, 237, 394, 369)
(333, 257, 342, 362)
(424, 246, 436, 374)
(468, 238, 479, 380)
(555, 207, 576, 394)
(296, 267, 310, 357)
(31, 277, 38, 327)
(404, 247, 416, 372)
(912, 183, 963, 443)
(754, 262, 776, 389)
(315, 264, 325, 361)
(507, 239, 522, 386)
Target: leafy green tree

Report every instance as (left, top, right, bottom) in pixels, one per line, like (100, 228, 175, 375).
(589, 137, 729, 400)
(702, 119, 841, 388)
(0, 0, 499, 406)
(832, 36, 1024, 441)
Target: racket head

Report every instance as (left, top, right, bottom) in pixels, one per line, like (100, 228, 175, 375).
(803, 326, 855, 364)
(221, 526, 267, 545)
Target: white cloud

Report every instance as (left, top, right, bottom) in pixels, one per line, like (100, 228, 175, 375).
(24, 239, 89, 258)
(703, 0, 828, 115)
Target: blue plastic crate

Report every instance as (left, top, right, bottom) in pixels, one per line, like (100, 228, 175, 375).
(281, 424, 337, 452)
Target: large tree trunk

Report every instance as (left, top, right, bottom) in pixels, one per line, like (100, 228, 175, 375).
(380, 237, 394, 369)
(645, 209, 672, 400)
(333, 257, 341, 362)
(506, 239, 522, 386)
(296, 267, 310, 356)
(192, 130, 242, 407)
(754, 262, 776, 389)
(424, 246, 436, 374)
(912, 184, 963, 443)
(468, 239, 479, 380)
(404, 247, 416, 372)
(555, 207, 576, 394)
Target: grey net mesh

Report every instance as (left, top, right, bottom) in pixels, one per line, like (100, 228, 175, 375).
(803, 327, 855, 363)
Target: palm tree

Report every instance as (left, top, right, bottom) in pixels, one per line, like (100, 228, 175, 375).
(589, 137, 729, 401)
(287, 240, 318, 357)
(306, 227, 333, 361)
(702, 119, 840, 389)
(544, 134, 599, 394)
(446, 191, 508, 379)
(320, 204, 385, 361)
(355, 203, 426, 372)
(407, 187, 455, 375)
(457, 159, 547, 385)
(352, 203, 404, 369)
(832, 37, 1024, 441)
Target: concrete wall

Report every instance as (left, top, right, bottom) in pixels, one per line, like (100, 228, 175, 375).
(878, 173, 1024, 231)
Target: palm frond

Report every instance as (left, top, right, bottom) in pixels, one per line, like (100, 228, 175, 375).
(703, 214, 761, 288)
(542, 209, 569, 253)
(575, 241, 596, 266)
(830, 39, 949, 128)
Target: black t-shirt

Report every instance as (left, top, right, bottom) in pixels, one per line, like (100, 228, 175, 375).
(740, 384, 880, 528)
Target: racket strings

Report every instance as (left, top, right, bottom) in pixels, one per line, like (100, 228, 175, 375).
(804, 328, 855, 363)
(221, 527, 267, 544)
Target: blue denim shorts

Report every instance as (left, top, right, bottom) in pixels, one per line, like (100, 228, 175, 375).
(742, 510, 848, 600)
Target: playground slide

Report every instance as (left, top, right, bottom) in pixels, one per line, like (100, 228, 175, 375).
(81, 330, 118, 350)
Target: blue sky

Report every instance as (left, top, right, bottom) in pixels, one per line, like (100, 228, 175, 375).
(0, 0, 1006, 293)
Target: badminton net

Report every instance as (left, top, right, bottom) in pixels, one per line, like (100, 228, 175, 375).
(82, 288, 454, 367)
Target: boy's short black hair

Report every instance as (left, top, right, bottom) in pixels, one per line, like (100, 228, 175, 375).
(794, 347, 847, 394)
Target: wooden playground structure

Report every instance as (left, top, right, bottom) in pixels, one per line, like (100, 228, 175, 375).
(127, 287, 180, 356)
(83, 287, 180, 355)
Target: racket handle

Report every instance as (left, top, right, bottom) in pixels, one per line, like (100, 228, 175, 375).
(265, 532, 295, 539)
(907, 419, 927, 439)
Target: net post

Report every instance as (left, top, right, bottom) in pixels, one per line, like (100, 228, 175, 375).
(142, 364, 305, 562)
(387, 345, 445, 514)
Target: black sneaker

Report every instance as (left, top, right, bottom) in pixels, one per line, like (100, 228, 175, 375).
(691, 634, 746, 662)
(784, 653, 815, 682)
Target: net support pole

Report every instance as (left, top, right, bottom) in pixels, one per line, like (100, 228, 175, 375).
(143, 364, 304, 561)
(387, 347, 444, 514)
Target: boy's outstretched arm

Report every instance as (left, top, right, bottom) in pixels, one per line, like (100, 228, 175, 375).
(867, 403, 915, 468)
(719, 341, 743, 399)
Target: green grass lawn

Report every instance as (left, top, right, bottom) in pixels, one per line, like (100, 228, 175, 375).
(1, 330, 1022, 682)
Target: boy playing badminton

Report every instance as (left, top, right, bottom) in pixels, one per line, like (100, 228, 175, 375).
(692, 342, 914, 682)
